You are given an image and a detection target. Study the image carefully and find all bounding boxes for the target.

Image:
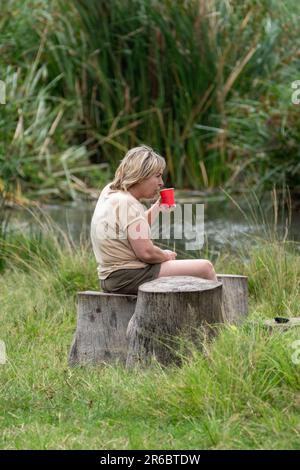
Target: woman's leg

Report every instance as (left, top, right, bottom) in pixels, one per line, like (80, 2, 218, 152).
(157, 259, 217, 281)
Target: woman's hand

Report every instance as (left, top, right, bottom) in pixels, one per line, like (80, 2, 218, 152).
(146, 198, 176, 228)
(163, 249, 177, 261)
(153, 198, 176, 213)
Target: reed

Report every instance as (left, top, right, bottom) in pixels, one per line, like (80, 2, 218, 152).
(0, 0, 300, 198)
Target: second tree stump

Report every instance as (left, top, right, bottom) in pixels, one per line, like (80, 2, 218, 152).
(126, 276, 223, 368)
(217, 274, 248, 324)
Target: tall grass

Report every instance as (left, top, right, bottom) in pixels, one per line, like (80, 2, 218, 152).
(0, 0, 110, 201)
(54, 0, 300, 190)
(212, 188, 299, 312)
(0, 0, 300, 198)
(0, 205, 300, 448)
(0, 191, 11, 271)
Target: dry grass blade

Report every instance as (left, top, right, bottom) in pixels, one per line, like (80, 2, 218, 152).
(222, 40, 259, 101)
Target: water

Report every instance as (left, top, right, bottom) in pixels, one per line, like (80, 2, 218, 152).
(7, 191, 300, 259)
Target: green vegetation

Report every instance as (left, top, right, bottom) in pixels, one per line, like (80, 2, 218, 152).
(1, 204, 300, 449)
(1, 0, 300, 448)
(1, 0, 300, 201)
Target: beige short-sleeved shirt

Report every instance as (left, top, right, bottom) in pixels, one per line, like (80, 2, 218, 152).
(91, 183, 150, 280)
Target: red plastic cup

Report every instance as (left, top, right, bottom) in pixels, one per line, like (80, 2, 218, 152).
(160, 188, 175, 206)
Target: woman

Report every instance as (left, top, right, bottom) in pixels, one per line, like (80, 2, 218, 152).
(91, 145, 217, 294)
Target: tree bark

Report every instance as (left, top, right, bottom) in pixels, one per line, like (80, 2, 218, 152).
(217, 274, 248, 324)
(126, 276, 223, 368)
(68, 274, 248, 368)
(68, 291, 137, 366)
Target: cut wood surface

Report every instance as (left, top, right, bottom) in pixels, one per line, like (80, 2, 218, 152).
(126, 276, 223, 368)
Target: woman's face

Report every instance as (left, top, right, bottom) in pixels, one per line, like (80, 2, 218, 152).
(139, 171, 164, 199)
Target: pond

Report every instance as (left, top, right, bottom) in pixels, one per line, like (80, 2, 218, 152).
(7, 190, 300, 259)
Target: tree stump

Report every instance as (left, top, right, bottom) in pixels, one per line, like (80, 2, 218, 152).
(68, 291, 137, 366)
(126, 276, 223, 368)
(263, 317, 300, 332)
(217, 274, 248, 324)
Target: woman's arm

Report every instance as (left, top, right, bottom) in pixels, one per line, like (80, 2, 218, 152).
(128, 219, 177, 263)
(145, 199, 161, 227)
(145, 199, 174, 227)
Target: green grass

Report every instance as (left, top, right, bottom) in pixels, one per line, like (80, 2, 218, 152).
(1, 210, 300, 449)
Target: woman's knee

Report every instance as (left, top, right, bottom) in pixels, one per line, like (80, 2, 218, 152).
(199, 260, 216, 280)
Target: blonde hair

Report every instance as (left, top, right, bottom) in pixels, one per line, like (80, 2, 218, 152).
(110, 145, 166, 191)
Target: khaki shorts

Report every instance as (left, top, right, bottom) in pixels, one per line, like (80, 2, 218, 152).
(101, 263, 162, 295)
